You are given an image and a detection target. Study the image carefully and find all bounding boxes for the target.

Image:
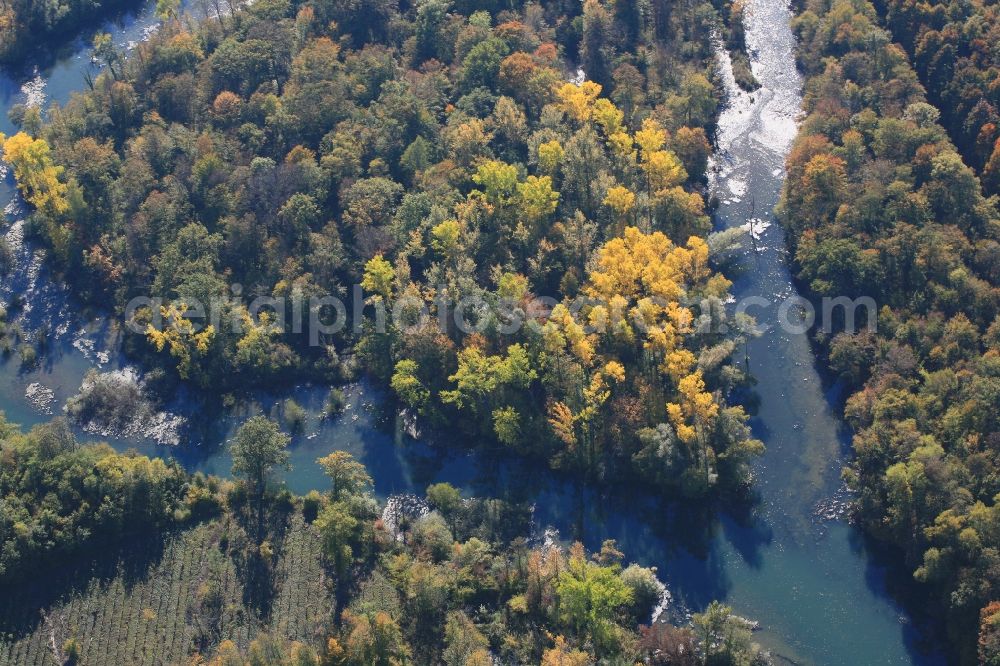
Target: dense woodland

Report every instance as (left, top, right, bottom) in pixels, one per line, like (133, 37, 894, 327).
(0, 0, 135, 62)
(875, 0, 1000, 195)
(0, 414, 772, 665)
(14, 0, 1000, 660)
(0, 416, 193, 582)
(784, 0, 1000, 661)
(2, 0, 764, 498)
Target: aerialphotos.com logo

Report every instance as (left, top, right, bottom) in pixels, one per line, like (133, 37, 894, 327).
(125, 286, 878, 345)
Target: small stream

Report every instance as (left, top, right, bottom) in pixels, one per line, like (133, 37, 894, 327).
(0, 0, 946, 663)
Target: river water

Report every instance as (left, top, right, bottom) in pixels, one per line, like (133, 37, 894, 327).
(0, 0, 945, 663)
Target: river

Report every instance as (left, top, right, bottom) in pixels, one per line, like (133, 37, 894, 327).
(0, 0, 945, 663)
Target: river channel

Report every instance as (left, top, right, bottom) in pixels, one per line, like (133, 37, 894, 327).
(0, 0, 945, 662)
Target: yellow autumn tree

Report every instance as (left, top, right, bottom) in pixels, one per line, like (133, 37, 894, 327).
(607, 130, 635, 162)
(591, 97, 624, 135)
(146, 302, 216, 380)
(472, 159, 519, 204)
(541, 635, 592, 666)
(1, 132, 70, 215)
(666, 370, 718, 445)
(465, 649, 493, 666)
(206, 640, 241, 666)
(643, 149, 687, 192)
(603, 185, 635, 216)
(583, 227, 729, 376)
(554, 81, 602, 123)
(234, 309, 294, 374)
(431, 219, 462, 258)
(361, 254, 395, 300)
(546, 363, 624, 471)
(634, 117, 667, 155)
(518, 174, 560, 226)
(666, 369, 722, 487)
(541, 302, 594, 364)
(631, 118, 689, 225)
(548, 400, 577, 449)
(603, 184, 635, 232)
(576, 366, 617, 425)
(585, 227, 691, 358)
(537, 139, 564, 175)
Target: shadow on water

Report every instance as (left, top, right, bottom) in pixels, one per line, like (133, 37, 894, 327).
(0, 0, 155, 75)
(690, 0, 949, 658)
(0, 0, 953, 663)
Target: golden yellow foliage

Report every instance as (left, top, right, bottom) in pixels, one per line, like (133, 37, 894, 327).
(603, 185, 635, 216)
(541, 635, 592, 666)
(326, 637, 346, 662)
(538, 139, 565, 174)
(547, 401, 577, 448)
(634, 117, 668, 155)
(465, 649, 493, 666)
(362, 254, 395, 299)
(168, 31, 204, 58)
(592, 97, 624, 135)
(577, 371, 612, 424)
(542, 303, 594, 363)
(0, 8, 15, 33)
(431, 219, 462, 256)
(1, 132, 70, 216)
(554, 81, 602, 123)
(518, 174, 560, 223)
(607, 131, 635, 162)
(603, 360, 626, 382)
(582, 228, 726, 390)
(586, 227, 688, 303)
(663, 348, 697, 382)
(146, 302, 216, 379)
(643, 149, 687, 192)
(666, 370, 719, 444)
(207, 640, 240, 666)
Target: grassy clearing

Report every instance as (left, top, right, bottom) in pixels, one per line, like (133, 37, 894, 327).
(0, 514, 331, 665)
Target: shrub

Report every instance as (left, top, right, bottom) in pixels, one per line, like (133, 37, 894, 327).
(283, 399, 307, 434)
(302, 490, 323, 522)
(324, 388, 346, 418)
(411, 512, 454, 562)
(18, 343, 36, 368)
(620, 564, 664, 622)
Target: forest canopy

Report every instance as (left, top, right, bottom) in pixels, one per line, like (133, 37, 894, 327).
(878, 0, 1000, 196)
(784, 0, 1000, 660)
(5, 0, 763, 498)
(0, 413, 772, 665)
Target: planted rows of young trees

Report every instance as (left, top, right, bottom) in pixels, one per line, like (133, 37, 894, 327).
(2, 0, 763, 497)
(0, 516, 330, 665)
(0, 414, 772, 664)
(783, 0, 1000, 661)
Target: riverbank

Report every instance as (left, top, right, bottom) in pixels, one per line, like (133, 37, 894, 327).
(695, 0, 944, 660)
(0, 0, 951, 662)
(0, 0, 144, 64)
(778, 0, 1000, 659)
(3, 418, 762, 666)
